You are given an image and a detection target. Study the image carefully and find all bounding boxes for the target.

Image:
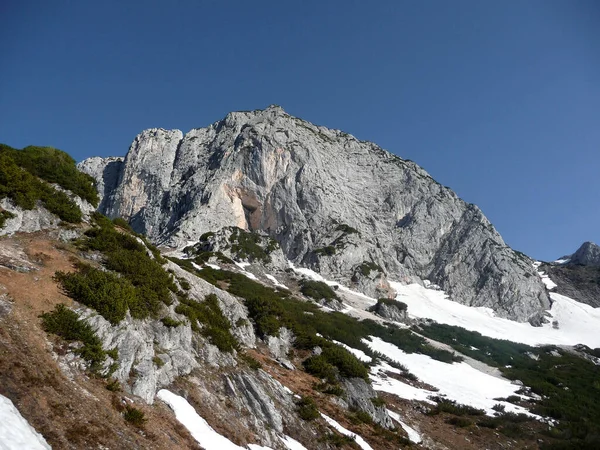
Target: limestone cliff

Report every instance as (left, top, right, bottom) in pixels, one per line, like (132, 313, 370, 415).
(79, 106, 549, 322)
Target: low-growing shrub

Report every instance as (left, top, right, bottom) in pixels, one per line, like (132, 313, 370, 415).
(40, 304, 107, 372)
(175, 294, 239, 352)
(239, 352, 262, 370)
(55, 263, 135, 324)
(123, 406, 146, 427)
(356, 261, 383, 277)
(152, 356, 165, 368)
(160, 317, 181, 328)
(314, 246, 336, 256)
(106, 379, 121, 392)
(300, 279, 339, 301)
(297, 396, 320, 421)
(0, 152, 82, 223)
(447, 416, 473, 428)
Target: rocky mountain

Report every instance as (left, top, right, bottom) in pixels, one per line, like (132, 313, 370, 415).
(2, 134, 600, 450)
(79, 105, 549, 324)
(569, 241, 600, 267)
(539, 241, 600, 308)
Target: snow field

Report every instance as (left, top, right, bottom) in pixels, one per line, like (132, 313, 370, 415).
(0, 394, 51, 450)
(390, 281, 600, 348)
(365, 337, 536, 417)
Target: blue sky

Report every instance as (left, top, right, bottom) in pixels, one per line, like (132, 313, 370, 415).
(1, 0, 598, 261)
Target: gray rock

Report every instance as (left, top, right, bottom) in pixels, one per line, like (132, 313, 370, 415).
(342, 377, 394, 429)
(266, 327, 295, 369)
(369, 300, 408, 323)
(80, 105, 550, 322)
(569, 242, 600, 267)
(225, 372, 284, 432)
(0, 199, 60, 236)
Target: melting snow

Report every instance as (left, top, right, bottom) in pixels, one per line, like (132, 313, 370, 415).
(206, 263, 221, 270)
(0, 394, 51, 450)
(389, 281, 600, 347)
(320, 413, 374, 450)
(553, 258, 571, 265)
(370, 362, 436, 404)
(365, 337, 535, 416)
(331, 340, 372, 363)
(265, 274, 288, 289)
(386, 409, 422, 444)
(157, 390, 245, 450)
(158, 390, 306, 450)
(279, 435, 308, 450)
(538, 271, 557, 290)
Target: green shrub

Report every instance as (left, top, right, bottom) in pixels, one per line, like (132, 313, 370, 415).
(336, 223, 359, 235)
(239, 352, 262, 370)
(160, 317, 181, 328)
(106, 378, 121, 392)
(40, 304, 106, 372)
(199, 231, 215, 241)
(314, 246, 336, 256)
(371, 396, 386, 407)
(300, 280, 339, 301)
(315, 382, 345, 396)
(446, 416, 472, 428)
(348, 410, 373, 425)
(152, 356, 165, 368)
(175, 294, 238, 352)
(0, 144, 99, 206)
(297, 396, 320, 421)
(106, 348, 119, 360)
(0, 210, 15, 228)
(428, 397, 485, 416)
(77, 217, 176, 319)
(319, 433, 357, 448)
(371, 298, 407, 311)
(0, 153, 82, 223)
(123, 406, 146, 427)
(228, 227, 272, 263)
(356, 261, 383, 277)
(55, 264, 135, 325)
(112, 217, 133, 231)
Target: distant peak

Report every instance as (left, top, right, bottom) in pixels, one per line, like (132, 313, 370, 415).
(569, 241, 600, 267)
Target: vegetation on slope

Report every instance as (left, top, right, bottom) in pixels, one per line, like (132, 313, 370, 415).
(40, 304, 113, 373)
(0, 152, 82, 222)
(0, 143, 99, 206)
(417, 322, 600, 448)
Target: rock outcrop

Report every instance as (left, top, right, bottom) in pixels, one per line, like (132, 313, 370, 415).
(570, 242, 600, 267)
(79, 106, 550, 322)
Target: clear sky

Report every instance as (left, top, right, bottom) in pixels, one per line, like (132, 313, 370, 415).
(1, 1, 598, 261)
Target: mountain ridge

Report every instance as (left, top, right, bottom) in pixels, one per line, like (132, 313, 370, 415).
(79, 106, 550, 323)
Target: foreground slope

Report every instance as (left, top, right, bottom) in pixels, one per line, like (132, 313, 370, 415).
(79, 106, 548, 322)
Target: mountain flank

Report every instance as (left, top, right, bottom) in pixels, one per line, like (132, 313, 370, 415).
(79, 105, 549, 323)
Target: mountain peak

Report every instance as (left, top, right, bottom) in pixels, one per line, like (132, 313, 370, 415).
(570, 241, 600, 267)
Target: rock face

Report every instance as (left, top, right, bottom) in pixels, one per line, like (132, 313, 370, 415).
(570, 242, 600, 267)
(539, 242, 600, 308)
(79, 106, 549, 322)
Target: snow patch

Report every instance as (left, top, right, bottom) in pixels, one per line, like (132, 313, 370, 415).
(538, 271, 557, 290)
(365, 337, 535, 416)
(321, 413, 374, 450)
(0, 394, 51, 450)
(386, 409, 421, 444)
(157, 390, 245, 450)
(389, 281, 600, 347)
(278, 435, 308, 450)
(331, 340, 372, 363)
(265, 274, 288, 289)
(206, 263, 221, 270)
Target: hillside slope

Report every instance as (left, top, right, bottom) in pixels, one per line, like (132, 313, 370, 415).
(79, 106, 548, 323)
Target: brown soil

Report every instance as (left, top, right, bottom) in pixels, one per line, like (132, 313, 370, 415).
(0, 230, 201, 450)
